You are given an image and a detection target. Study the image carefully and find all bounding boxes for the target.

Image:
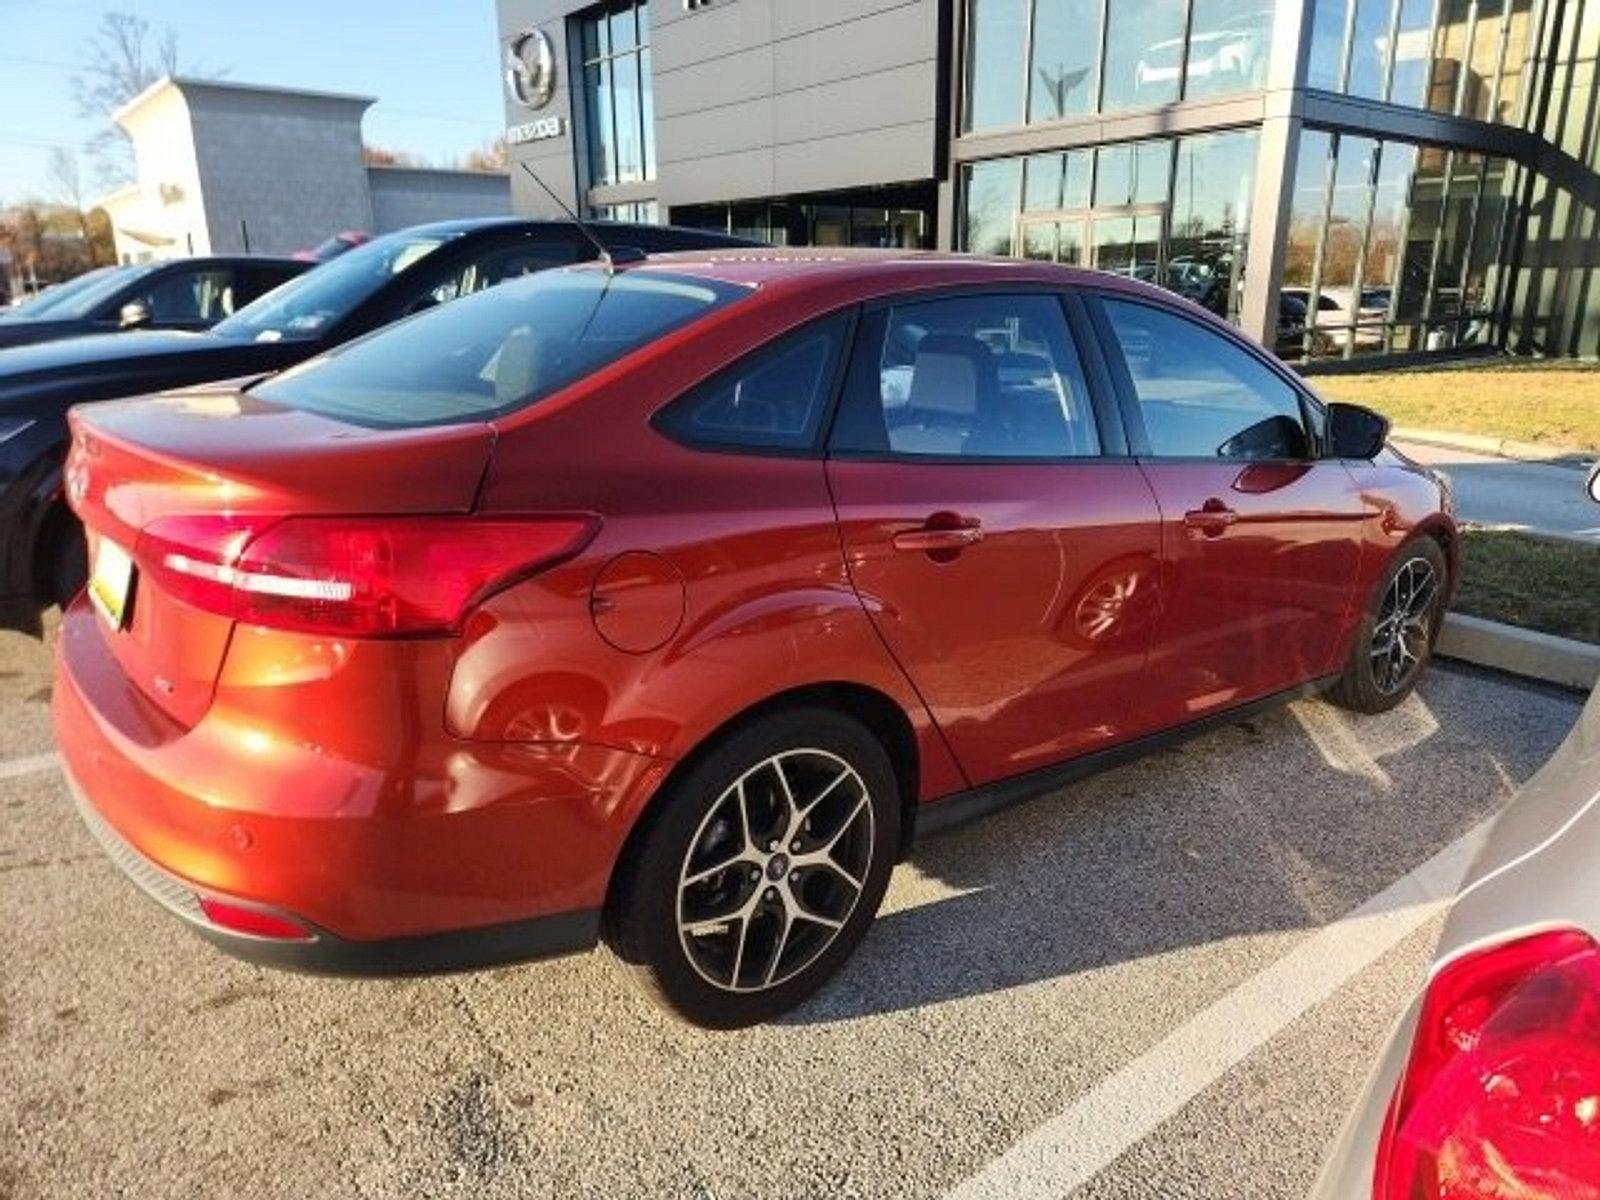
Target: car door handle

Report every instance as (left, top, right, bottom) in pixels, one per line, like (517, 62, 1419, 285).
(891, 518, 984, 553)
(1183, 499, 1238, 536)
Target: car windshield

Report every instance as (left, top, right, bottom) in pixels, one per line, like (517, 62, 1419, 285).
(25, 265, 152, 320)
(213, 230, 453, 342)
(252, 267, 750, 427)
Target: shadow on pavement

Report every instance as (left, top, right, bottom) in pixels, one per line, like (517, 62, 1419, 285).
(787, 663, 1581, 1025)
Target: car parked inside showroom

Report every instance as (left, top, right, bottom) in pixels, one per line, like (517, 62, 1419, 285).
(1313, 470, 1600, 1200)
(0, 217, 754, 608)
(54, 249, 1457, 1028)
(0, 256, 309, 351)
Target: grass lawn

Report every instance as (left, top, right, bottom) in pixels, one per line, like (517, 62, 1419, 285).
(1315, 361, 1600, 453)
(1453, 528, 1600, 644)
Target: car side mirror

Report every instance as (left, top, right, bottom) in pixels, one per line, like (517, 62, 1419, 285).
(118, 300, 151, 330)
(1328, 402, 1389, 459)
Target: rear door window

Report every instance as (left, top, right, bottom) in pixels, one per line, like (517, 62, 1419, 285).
(830, 293, 1101, 460)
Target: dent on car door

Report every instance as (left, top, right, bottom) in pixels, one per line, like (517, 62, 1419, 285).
(1093, 295, 1366, 723)
(825, 291, 1166, 787)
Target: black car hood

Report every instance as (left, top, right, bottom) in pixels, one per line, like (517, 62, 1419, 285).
(0, 318, 90, 351)
(0, 329, 218, 375)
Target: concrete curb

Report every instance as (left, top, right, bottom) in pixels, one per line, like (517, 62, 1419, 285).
(1437, 612, 1600, 691)
(1393, 426, 1595, 468)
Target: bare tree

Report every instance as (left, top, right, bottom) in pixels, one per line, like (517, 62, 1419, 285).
(71, 12, 209, 188)
(46, 147, 95, 250)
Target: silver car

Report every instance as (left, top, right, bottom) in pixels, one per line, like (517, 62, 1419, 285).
(1313, 464, 1600, 1197)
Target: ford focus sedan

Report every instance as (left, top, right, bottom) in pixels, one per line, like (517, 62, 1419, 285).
(53, 251, 1456, 1027)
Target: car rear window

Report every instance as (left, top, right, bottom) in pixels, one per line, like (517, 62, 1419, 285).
(252, 268, 749, 428)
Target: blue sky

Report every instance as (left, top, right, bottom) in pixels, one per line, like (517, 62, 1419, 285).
(0, 0, 505, 206)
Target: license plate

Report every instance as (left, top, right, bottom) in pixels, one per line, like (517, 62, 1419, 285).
(88, 536, 134, 629)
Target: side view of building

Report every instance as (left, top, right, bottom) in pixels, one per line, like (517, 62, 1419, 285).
(98, 77, 512, 263)
(495, 0, 1600, 362)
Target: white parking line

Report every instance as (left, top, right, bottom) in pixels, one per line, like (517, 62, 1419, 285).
(0, 751, 61, 780)
(943, 818, 1490, 1200)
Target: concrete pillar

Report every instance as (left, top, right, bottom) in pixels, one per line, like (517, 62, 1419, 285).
(1238, 0, 1317, 349)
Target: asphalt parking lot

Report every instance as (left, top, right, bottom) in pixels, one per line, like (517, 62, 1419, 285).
(0, 619, 1583, 1200)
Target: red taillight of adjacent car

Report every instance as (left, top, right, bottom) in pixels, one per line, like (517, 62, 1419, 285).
(134, 513, 597, 637)
(1375, 927, 1600, 1199)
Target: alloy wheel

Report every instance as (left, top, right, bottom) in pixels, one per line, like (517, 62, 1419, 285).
(1370, 556, 1439, 696)
(676, 748, 875, 994)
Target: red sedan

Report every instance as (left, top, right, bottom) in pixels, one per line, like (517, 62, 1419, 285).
(53, 251, 1456, 1027)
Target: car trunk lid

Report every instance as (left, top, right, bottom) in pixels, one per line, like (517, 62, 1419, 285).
(66, 383, 494, 727)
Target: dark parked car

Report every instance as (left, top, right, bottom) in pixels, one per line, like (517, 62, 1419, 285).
(0, 218, 756, 608)
(0, 257, 309, 351)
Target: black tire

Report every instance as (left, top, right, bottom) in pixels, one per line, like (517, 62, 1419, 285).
(38, 510, 87, 610)
(605, 706, 900, 1029)
(1329, 537, 1448, 714)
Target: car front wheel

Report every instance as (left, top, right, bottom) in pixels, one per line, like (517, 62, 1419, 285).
(1329, 538, 1447, 714)
(605, 707, 899, 1028)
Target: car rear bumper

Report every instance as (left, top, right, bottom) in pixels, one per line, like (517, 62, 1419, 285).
(62, 760, 601, 973)
(52, 594, 670, 970)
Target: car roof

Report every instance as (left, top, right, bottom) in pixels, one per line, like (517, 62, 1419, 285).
(595, 246, 1190, 311)
(392, 216, 753, 244)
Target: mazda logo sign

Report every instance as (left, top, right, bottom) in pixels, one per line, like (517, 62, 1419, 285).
(505, 28, 557, 110)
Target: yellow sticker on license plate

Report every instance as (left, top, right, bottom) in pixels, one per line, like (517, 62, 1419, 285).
(88, 536, 134, 629)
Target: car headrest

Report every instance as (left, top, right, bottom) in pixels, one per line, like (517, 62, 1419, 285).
(907, 332, 995, 417)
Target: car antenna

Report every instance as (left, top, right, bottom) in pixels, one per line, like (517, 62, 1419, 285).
(518, 162, 644, 275)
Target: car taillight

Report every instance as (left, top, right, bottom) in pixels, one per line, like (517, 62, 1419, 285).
(1375, 927, 1600, 1199)
(135, 513, 597, 637)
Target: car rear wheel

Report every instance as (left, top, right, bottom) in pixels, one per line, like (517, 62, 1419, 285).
(605, 707, 899, 1028)
(1329, 538, 1447, 714)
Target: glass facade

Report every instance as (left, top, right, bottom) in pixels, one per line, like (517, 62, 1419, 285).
(595, 200, 661, 223)
(672, 186, 937, 249)
(1307, 0, 1542, 124)
(580, 0, 655, 189)
(960, 129, 1259, 321)
(1279, 129, 1517, 359)
(965, 0, 1277, 132)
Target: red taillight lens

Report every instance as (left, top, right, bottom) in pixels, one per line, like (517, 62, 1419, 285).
(1376, 927, 1600, 1199)
(198, 897, 313, 941)
(135, 514, 596, 637)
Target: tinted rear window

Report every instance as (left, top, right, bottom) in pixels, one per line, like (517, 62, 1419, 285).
(252, 268, 749, 428)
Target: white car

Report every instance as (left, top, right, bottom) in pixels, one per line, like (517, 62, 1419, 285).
(1280, 286, 1390, 353)
(1315, 466, 1600, 1198)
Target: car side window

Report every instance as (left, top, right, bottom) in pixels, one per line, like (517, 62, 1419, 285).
(127, 268, 239, 322)
(656, 315, 850, 452)
(1101, 298, 1311, 461)
(830, 293, 1100, 460)
(400, 238, 586, 316)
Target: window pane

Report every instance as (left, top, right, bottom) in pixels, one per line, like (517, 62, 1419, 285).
(1464, 0, 1506, 120)
(1029, 0, 1100, 121)
(1322, 135, 1379, 294)
(1432, 151, 1483, 330)
(1168, 130, 1258, 320)
(1348, 0, 1395, 98)
(1361, 141, 1416, 344)
(609, 5, 637, 53)
(1103, 0, 1186, 110)
(1494, 0, 1536, 123)
(641, 45, 657, 178)
(1388, 0, 1436, 106)
(1283, 130, 1333, 291)
(1429, 0, 1472, 113)
(961, 159, 1023, 254)
(1185, 1, 1274, 98)
(613, 49, 643, 181)
(1023, 150, 1090, 212)
(966, 0, 1028, 130)
(835, 294, 1100, 459)
(658, 318, 847, 450)
(1309, 0, 1352, 90)
(1396, 143, 1447, 320)
(1104, 299, 1310, 460)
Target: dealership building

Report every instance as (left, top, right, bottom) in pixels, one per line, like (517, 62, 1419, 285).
(495, 0, 1599, 361)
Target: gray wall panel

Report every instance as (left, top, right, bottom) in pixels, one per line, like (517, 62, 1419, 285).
(773, 62, 937, 144)
(653, 46, 774, 120)
(774, 120, 937, 194)
(772, 4, 937, 93)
